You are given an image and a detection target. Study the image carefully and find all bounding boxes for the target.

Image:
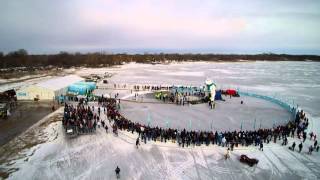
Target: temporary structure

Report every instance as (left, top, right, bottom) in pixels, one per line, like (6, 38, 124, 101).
(16, 75, 84, 100)
(68, 82, 96, 95)
(215, 90, 223, 100)
(226, 89, 237, 96)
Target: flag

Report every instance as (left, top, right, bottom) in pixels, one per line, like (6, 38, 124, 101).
(253, 118, 256, 130)
(240, 121, 243, 131)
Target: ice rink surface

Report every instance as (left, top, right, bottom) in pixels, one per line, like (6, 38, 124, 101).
(119, 94, 291, 131)
(1, 61, 320, 180)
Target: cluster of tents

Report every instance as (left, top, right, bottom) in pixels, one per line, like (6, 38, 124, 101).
(215, 89, 239, 100)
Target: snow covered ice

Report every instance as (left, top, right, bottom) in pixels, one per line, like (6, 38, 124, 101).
(1, 61, 320, 180)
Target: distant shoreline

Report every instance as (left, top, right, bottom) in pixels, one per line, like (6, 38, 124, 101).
(1, 51, 320, 79)
(1, 50, 320, 71)
(0, 59, 318, 80)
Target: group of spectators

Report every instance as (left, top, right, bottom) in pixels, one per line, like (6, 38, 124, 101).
(63, 103, 100, 134)
(63, 96, 318, 155)
(289, 110, 319, 154)
(153, 86, 206, 105)
(104, 98, 318, 154)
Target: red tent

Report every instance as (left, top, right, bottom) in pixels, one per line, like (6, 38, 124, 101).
(226, 89, 237, 96)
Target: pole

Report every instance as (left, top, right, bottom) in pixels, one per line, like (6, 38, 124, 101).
(165, 116, 169, 128)
(147, 111, 151, 126)
(259, 119, 262, 129)
(273, 119, 275, 128)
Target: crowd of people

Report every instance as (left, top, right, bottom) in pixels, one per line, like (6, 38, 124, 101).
(63, 96, 318, 155)
(152, 86, 207, 106)
(103, 98, 318, 154)
(63, 103, 101, 134)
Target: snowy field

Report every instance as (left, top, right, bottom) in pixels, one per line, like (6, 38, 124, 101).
(1, 61, 320, 179)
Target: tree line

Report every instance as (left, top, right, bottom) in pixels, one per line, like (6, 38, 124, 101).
(0, 49, 319, 69)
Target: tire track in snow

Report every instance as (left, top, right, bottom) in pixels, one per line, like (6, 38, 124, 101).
(261, 150, 282, 178)
(200, 148, 214, 180)
(285, 149, 320, 178)
(190, 149, 202, 180)
(268, 148, 294, 174)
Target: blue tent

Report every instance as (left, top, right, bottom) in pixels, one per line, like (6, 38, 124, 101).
(74, 81, 96, 91)
(215, 90, 223, 100)
(68, 84, 89, 95)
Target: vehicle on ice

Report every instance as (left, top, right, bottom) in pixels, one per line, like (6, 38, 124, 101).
(239, 155, 259, 167)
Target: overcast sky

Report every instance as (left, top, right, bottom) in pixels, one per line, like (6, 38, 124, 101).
(0, 0, 319, 54)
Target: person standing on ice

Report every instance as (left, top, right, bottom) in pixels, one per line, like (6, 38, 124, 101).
(298, 142, 303, 153)
(105, 125, 108, 133)
(259, 142, 263, 151)
(136, 137, 140, 148)
(225, 148, 230, 160)
(303, 132, 307, 142)
(97, 120, 101, 128)
(115, 166, 120, 179)
(309, 132, 314, 140)
(221, 136, 226, 147)
(290, 142, 296, 151)
(282, 136, 288, 146)
(308, 145, 314, 155)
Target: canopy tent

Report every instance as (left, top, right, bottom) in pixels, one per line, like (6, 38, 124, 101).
(226, 89, 237, 96)
(215, 90, 223, 100)
(68, 84, 90, 95)
(67, 81, 96, 95)
(74, 82, 96, 91)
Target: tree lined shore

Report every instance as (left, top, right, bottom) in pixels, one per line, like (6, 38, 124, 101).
(1, 49, 320, 69)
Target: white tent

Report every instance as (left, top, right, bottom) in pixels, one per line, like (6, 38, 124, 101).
(16, 75, 84, 100)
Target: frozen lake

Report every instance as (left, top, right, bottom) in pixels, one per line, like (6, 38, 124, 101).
(1, 61, 320, 180)
(96, 61, 320, 134)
